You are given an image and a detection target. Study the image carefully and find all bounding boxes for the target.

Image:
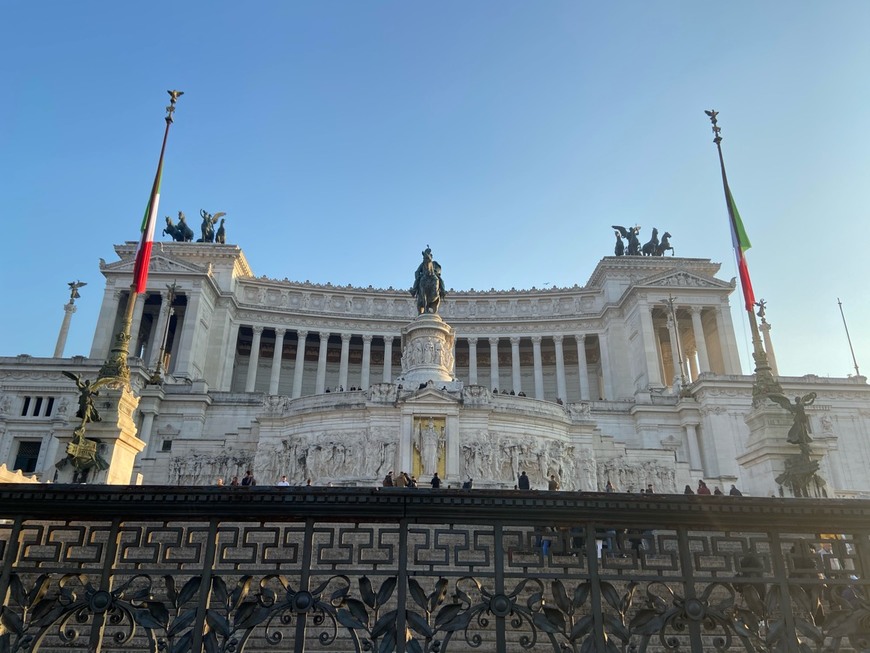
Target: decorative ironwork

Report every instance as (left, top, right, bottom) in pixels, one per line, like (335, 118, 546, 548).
(1, 486, 869, 652)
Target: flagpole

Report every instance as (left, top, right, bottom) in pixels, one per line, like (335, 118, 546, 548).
(837, 298, 862, 378)
(705, 110, 782, 403)
(98, 91, 182, 384)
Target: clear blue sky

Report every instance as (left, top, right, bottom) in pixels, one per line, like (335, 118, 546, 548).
(2, 1, 868, 378)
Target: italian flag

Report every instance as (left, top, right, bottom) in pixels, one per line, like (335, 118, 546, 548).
(131, 157, 164, 294)
(726, 185, 755, 311)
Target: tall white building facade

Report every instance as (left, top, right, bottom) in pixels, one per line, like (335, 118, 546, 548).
(1, 242, 867, 497)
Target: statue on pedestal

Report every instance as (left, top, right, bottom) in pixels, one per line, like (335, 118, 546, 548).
(768, 392, 817, 448)
(198, 210, 226, 243)
(410, 246, 446, 314)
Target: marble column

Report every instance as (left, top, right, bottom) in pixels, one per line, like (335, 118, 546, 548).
(688, 307, 710, 374)
(489, 337, 500, 391)
(315, 331, 330, 394)
(360, 335, 373, 389)
(382, 336, 394, 383)
(467, 337, 478, 385)
(245, 326, 264, 392)
(760, 322, 779, 376)
(174, 291, 202, 378)
(687, 350, 699, 382)
(510, 337, 522, 394)
(639, 301, 664, 387)
(339, 333, 351, 390)
(90, 286, 123, 359)
(269, 329, 286, 395)
(685, 423, 703, 471)
(553, 335, 567, 402)
(146, 292, 171, 367)
(54, 303, 77, 358)
(220, 321, 241, 391)
(716, 306, 742, 374)
(292, 330, 308, 398)
(139, 410, 157, 451)
(666, 315, 681, 385)
(128, 293, 148, 358)
(531, 336, 544, 399)
(598, 333, 613, 400)
(575, 335, 590, 401)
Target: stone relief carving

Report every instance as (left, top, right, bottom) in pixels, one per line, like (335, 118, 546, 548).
(400, 336, 454, 372)
(170, 449, 255, 485)
(458, 431, 582, 490)
(252, 427, 398, 484)
(596, 459, 677, 493)
(368, 383, 398, 403)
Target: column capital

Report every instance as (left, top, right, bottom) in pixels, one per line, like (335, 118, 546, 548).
(63, 303, 77, 315)
(531, 335, 543, 346)
(362, 334, 373, 344)
(252, 325, 264, 336)
(552, 334, 563, 345)
(690, 305, 705, 315)
(319, 331, 331, 340)
(574, 334, 586, 344)
(275, 328, 286, 338)
(488, 337, 500, 346)
(510, 336, 521, 346)
(296, 329, 308, 340)
(341, 333, 352, 343)
(383, 335, 394, 344)
(467, 336, 478, 346)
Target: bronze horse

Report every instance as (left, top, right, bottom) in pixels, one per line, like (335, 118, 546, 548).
(411, 248, 444, 314)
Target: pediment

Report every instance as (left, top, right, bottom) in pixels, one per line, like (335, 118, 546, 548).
(637, 270, 732, 291)
(102, 253, 207, 276)
(399, 386, 460, 405)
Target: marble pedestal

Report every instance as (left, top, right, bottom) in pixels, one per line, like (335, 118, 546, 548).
(396, 313, 457, 387)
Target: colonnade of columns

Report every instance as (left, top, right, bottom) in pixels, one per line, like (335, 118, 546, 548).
(644, 302, 739, 388)
(231, 326, 607, 403)
(91, 288, 194, 377)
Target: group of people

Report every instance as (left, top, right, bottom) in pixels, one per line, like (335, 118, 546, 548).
(685, 480, 743, 496)
(382, 471, 443, 489)
(215, 470, 257, 487)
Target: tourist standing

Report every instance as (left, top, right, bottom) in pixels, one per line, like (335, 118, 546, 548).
(518, 471, 530, 490)
(729, 484, 743, 496)
(430, 472, 441, 489)
(697, 480, 711, 495)
(382, 471, 394, 487)
(241, 470, 256, 486)
(276, 475, 290, 487)
(548, 475, 560, 491)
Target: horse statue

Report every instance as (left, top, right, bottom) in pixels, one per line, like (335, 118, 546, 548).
(410, 246, 446, 314)
(655, 232, 674, 256)
(215, 218, 227, 244)
(163, 211, 194, 242)
(641, 227, 659, 256)
(613, 230, 625, 256)
(612, 225, 641, 255)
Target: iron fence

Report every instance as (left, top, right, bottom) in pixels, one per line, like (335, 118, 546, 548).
(1, 485, 869, 652)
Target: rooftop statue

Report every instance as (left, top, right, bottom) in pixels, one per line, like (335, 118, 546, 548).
(612, 225, 641, 255)
(198, 209, 226, 243)
(612, 225, 674, 256)
(67, 280, 87, 303)
(410, 245, 446, 314)
(215, 218, 227, 244)
(163, 211, 194, 242)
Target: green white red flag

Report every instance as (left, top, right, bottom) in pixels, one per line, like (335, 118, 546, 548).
(725, 185, 755, 311)
(131, 163, 163, 294)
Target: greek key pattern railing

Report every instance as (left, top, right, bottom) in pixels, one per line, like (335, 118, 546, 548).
(1, 487, 869, 652)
